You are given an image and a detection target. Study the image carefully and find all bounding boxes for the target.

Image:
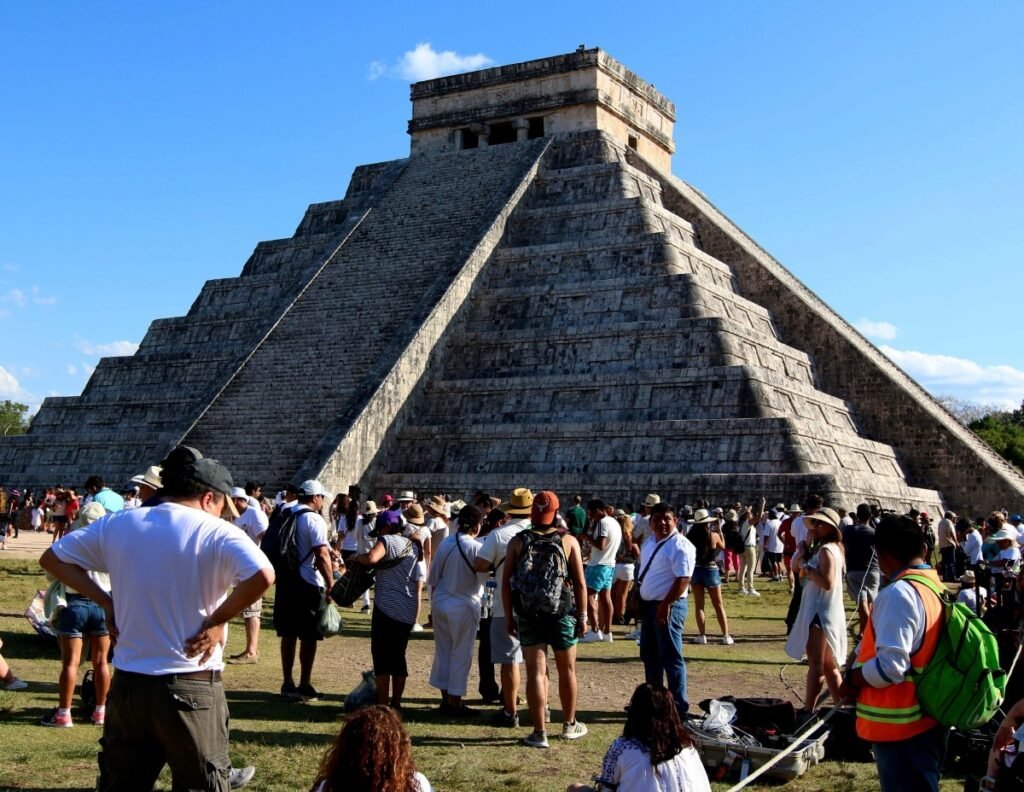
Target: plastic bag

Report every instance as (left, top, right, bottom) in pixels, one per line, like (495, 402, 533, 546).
(25, 589, 58, 640)
(344, 670, 377, 712)
(702, 699, 737, 739)
(318, 600, 343, 638)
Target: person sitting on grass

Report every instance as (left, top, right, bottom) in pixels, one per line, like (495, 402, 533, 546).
(567, 683, 710, 792)
(311, 704, 433, 792)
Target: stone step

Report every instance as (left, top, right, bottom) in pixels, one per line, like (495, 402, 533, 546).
(526, 159, 664, 208)
(412, 365, 854, 428)
(464, 272, 776, 338)
(370, 470, 941, 513)
(445, 315, 812, 382)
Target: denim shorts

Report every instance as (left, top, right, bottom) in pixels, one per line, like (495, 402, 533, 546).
(58, 595, 109, 638)
(585, 564, 615, 592)
(691, 565, 722, 588)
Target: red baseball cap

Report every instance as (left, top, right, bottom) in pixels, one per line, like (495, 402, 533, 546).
(531, 490, 560, 526)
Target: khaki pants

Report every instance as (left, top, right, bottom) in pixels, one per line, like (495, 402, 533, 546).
(98, 670, 231, 791)
(739, 546, 758, 592)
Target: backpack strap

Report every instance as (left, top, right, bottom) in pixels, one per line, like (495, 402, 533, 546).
(637, 537, 671, 584)
(900, 572, 949, 603)
(454, 533, 476, 576)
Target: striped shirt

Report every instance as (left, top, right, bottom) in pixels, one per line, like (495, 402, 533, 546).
(374, 534, 421, 624)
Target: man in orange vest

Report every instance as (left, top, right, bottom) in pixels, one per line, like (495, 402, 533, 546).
(840, 513, 948, 791)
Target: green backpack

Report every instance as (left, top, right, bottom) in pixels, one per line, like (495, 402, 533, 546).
(903, 573, 1006, 729)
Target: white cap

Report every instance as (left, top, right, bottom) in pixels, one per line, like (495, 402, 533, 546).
(298, 479, 329, 498)
(230, 487, 247, 499)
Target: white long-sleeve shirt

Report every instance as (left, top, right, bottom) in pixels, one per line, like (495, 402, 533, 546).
(963, 530, 983, 565)
(861, 577, 927, 688)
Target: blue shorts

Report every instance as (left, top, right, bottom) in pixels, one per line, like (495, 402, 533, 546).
(691, 565, 722, 588)
(585, 565, 615, 592)
(57, 595, 108, 638)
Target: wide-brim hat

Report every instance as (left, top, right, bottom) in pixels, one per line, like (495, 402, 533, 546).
(396, 490, 415, 502)
(643, 493, 661, 508)
(403, 503, 426, 526)
(71, 501, 107, 530)
(724, 509, 738, 522)
(789, 504, 803, 513)
(500, 487, 534, 516)
(805, 507, 840, 531)
(363, 500, 379, 515)
(450, 499, 466, 516)
(691, 508, 717, 524)
(130, 465, 163, 491)
(960, 571, 977, 586)
(425, 495, 447, 515)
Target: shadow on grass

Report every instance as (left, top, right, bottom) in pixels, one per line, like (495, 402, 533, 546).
(225, 692, 344, 723)
(0, 630, 60, 660)
(412, 733, 521, 748)
(686, 656, 789, 666)
(231, 727, 337, 748)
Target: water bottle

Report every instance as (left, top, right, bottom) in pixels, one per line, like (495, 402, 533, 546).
(483, 577, 496, 619)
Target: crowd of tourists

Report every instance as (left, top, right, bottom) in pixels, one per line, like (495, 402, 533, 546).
(1, 451, 1023, 792)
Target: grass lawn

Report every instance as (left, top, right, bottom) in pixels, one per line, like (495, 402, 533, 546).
(0, 556, 967, 791)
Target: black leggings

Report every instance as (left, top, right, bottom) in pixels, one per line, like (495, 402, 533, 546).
(371, 608, 413, 677)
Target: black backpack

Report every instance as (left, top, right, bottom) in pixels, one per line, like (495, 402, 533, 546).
(260, 507, 314, 585)
(511, 529, 573, 620)
(724, 527, 745, 554)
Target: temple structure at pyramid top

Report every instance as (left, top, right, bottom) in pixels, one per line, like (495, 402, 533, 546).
(1, 47, 1022, 516)
(407, 47, 675, 171)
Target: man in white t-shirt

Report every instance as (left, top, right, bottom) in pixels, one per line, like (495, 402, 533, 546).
(274, 479, 334, 702)
(40, 447, 273, 792)
(631, 494, 659, 549)
(581, 500, 622, 644)
(229, 487, 270, 665)
(763, 510, 784, 581)
(474, 487, 532, 727)
(638, 503, 695, 716)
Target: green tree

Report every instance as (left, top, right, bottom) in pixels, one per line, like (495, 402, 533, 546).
(969, 400, 1024, 471)
(0, 400, 30, 436)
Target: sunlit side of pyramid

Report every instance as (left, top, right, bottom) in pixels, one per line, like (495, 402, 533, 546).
(3, 48, 1022, 515)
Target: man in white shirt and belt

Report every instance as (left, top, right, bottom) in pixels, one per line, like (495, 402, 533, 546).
(40, 446, 274, 792)
(638, 502, 695, 716)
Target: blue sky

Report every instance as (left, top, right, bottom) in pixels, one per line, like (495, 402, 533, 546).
(2, 2, 1022, 413)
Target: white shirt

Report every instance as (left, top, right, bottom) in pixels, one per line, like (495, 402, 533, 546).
(588, 515, 622, 567)
(52, 502, 269, 675)
(597, 739, 710, 792)
(739, 520, 757, 548)
(294, 510, 330, 588)
(964, 530, 983, 565)
(791, 515, 809, 548)
(861, 576, 928, 689)
(957, 586, 987, 612)
(998, 545, 1021, 566)
(426, 515, 449, 542)
(338, 515, 358, 552)
(355, 514, 376, 553)
(632, 513, 651, 547)
(638, 532, 695, 601)
(477, 517, 529, 615)
(764, 518, 783, 554)
(432, 534, 485, 603)
(233, 505, 268, 544)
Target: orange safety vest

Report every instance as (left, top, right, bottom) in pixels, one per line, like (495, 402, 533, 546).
(853, 567, 944, 742)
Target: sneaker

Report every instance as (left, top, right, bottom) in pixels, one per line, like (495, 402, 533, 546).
(523, 730, 549, 749)
(623, 628, 641, 641)
(280, 681, 300, 700)
(492, 709, 519, 728)
(603, 631, 614, 643)
(580, 630, 604, 644)
(693, 634, 707, 645)
(560, 720, 588, 740)
(721, 634, 735, 646)
(411, 623, 425, 633)
(296, 683, 321, 702)
(2, 677, 27, 691)
(360, 605, 371, 613)
(40, 709, 73, 728)
(748, 589, 761, 597)
(90, 708, 105, 726)
(228, 765, 256, 789)
(738, 590, 750, 596)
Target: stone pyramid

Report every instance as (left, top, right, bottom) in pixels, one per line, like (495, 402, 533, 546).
(3, 48, 1022, 515)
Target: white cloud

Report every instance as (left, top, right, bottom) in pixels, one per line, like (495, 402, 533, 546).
(0, 365, 27, 399)
(855, 318, 898, 341)
(66, 364, 78, 376)
(31, 286, 58, 305)
(5, 288, 26, 308)
(19, 366, 40, 378)
(880, 345, 1024, 409)
(74, 337, 139, 357)
(369, 43, 493, 82)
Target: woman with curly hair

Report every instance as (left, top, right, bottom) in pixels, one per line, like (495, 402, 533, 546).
(567, 683, 710, 792)
(311, 705, 433, 792)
